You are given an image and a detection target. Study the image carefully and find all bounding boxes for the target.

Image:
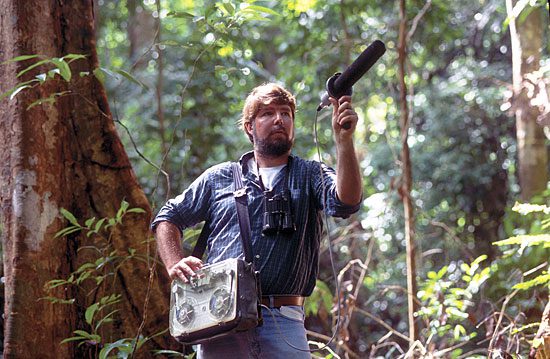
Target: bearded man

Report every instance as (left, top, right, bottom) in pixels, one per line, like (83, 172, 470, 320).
(152, 83, 362, 358)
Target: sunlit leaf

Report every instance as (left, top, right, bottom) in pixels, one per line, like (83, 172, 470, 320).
(127, 207, 146, 213)
(166, 11, 195, 19)
(50, 57, 72, 82)
(2, 54, 40, 64)
(17, 59, 51, 78)
(9, 85, 31, 100)
(113, 69, 149, 90)
(85, 303, 99, 325)
(243, 5, 280, 16)
(60, 208, 80, 226)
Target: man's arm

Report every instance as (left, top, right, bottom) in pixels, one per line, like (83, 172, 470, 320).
(155, 221, 203, 283)
(330, 95, 362, 206)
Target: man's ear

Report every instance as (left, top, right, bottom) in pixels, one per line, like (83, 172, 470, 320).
(245, 122, 253, 137)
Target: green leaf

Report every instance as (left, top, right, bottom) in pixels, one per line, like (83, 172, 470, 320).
(99, 338, 136, 359)
(62, 53, 87, 63)
(512, 273, 550, 290)
(40, 296, 75, 305)
(9, 85, 31, 100)
(60, 208, 80, 226)
(93, 67, 106, 84)
(76, 262, 95, 273)
(127, 207, 146, 214)
(113, 69, 148, 90)
(120, 200, 130, 213)
(94, 309, 119, 332)
(512, 202, 550, 215)
(60, 330, 101, 345)
(73, 329, 94, 338)
(511, 322, 540, 334)
(85, 217, 96, 227)
(55, 226, 82, 238)
(106, 218, 117, 228)
(47, 68, 61, 79)
(26, 97, 57, 110)
(16, 59, 51, 78)
(242, 5, 280, 16)
(60, 336, 87, 345)
(494, 234, 550, 247)
(166, 11, 195, 19)
(94, 218, 106, 233)
(85, 303, 99, 325)
(26, 91, 71, 110)
(453, 324, 466, 340)
(76, 270, 92, 285)
(44, 279, 69, 289)
(0, 79, 38, 100)
(50, 57, 72, 82)
(2, 54, 40, 64)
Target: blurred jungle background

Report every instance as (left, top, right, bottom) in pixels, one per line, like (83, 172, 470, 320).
(0, 0, 549, 358)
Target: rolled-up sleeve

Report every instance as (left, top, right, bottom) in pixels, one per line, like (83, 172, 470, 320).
(312, 162, 361, 218)
(150, 169, 212, 232)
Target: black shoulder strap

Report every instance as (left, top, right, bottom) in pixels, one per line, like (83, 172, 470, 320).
(191, 162, 254, 263)
(191, 226, 209, 259)
(231, 162, 254, 264)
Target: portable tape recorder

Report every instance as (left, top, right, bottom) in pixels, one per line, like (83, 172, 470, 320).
(169, 258, 261, 344)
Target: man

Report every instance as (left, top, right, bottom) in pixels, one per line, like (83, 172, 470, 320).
(152, 83, 362, 358)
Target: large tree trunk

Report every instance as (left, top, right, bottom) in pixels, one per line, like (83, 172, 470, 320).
(507, 1, 548, 201)
(0, 1, 176, 357)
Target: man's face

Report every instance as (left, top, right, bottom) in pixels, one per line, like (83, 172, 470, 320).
(248, 103, 294, 157)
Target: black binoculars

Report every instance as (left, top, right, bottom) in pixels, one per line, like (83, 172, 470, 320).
(262, 190, 295, 236)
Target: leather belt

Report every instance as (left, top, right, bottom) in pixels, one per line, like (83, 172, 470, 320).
(261, 295, 305, 308)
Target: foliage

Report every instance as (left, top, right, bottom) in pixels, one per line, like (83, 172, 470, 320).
(42, 201, 173, 357)
(305, 279, 333, 317)
(0, 54, 86, 107)
(0, 52, 149, 113)
(417, 255, 493, 353)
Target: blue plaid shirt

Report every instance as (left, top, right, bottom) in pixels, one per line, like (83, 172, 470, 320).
(151, 151, 360, 296)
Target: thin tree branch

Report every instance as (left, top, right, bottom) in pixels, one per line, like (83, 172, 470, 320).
(406, 0, 432, 42)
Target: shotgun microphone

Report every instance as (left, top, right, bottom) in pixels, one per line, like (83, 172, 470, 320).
(317, 40, 386, 113)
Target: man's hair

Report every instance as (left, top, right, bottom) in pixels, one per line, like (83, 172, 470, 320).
(239, 83, 296, 142)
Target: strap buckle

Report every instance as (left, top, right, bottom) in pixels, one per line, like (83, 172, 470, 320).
(233, 188, 247, 198)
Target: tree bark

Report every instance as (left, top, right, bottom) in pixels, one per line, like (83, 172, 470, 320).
(0, 1, 175, 357)
(397, 0, 419, 344)
(507, 1, 548, 201)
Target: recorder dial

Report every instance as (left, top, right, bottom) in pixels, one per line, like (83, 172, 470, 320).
(176, 301, 195, 327)
(209, 287, 232, 319)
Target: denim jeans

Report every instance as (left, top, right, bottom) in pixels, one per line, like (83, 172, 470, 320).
(196, 305, 311, 359)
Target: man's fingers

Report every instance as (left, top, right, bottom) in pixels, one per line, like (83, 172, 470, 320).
(185, 256, 203, 269)
(169, 257, 204, 282)
(338, 109, 358, 128)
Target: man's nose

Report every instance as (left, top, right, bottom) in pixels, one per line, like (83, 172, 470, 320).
(273, 112, 283, 124)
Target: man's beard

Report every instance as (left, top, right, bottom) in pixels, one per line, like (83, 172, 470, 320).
(254, 129, 293, 158)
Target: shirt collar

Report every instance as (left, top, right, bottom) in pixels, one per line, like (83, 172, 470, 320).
(238, 151, 294, 176)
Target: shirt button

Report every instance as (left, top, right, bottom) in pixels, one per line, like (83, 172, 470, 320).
(255, 255, 260, 259)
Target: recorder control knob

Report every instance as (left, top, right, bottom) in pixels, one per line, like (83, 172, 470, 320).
(176, 302, 195, 327)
